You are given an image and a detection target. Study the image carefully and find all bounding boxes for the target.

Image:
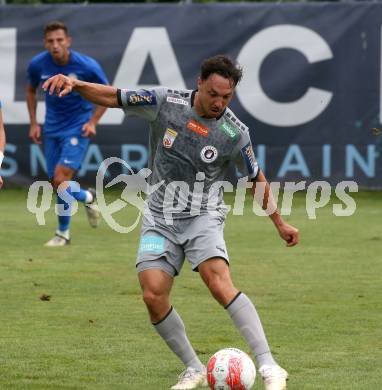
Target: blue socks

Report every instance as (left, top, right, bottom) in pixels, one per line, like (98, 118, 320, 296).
(56, 181, 92, 233)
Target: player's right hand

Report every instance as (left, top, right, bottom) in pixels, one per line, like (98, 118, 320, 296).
(0, 176, 3, 189)
(29, 123, 42, 144)
(42, 74, 74, 97)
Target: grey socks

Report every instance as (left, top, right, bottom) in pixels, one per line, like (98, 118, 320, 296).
(153, 307, 204, 372)
(225, 292, 277, 368)
(153, 294, 276, 371)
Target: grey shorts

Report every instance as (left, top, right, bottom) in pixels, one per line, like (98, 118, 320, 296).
(136, 212, 229, 277)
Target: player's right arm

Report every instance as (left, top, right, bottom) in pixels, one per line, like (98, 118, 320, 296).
(43, 74, 119, 108)
(26, 84, 42, 144)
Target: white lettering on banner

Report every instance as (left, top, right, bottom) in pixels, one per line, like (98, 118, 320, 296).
(0, 25, 335, 127)
(236, 24, 333, 127)
(0, 27, 185, 125)
(113, 27, 185, 90)
(0, 29, 46, 124)
(102, 27, 186, 124)
(0, 29, 16, 101)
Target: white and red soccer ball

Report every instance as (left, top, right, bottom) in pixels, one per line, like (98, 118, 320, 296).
(207, 347, 256, 390)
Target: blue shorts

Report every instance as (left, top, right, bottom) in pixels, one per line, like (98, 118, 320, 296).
(43, 134, 90, 179)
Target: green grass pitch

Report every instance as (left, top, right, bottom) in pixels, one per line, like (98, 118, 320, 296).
(0, 189, 381, 389)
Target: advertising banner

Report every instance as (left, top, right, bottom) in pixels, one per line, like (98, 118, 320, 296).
(0, 3, 381, 187)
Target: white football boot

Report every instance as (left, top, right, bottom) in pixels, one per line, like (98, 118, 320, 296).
(259, 365, 288, 390)
(171, 367, 208, 390)
(44, 233, 70, 247)
(84, 188, 101, 228)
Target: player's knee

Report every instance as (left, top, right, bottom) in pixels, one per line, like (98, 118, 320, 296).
(52, 175, 71, 190)
(142, 290, 166, 310)
(52, 176, 65, 190)
(206, 275, 226, 298)
(205, 274, 236, 305)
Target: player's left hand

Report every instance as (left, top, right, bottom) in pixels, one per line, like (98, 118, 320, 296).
(0, 176, 3, 189)
(277, 222, 299, 247)
(82, 122, 96, 137)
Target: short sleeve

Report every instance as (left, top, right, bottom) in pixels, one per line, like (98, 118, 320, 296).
(234, 129, 260, 180)
(117, 87, 167, 122)
(27, 58, 41, 89)
(88, 58, 109, 85)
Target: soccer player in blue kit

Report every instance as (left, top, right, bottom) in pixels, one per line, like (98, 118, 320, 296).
(43, 55, 299, 390)
(0, 100, 6, 189)
(26, 21, 109, 246)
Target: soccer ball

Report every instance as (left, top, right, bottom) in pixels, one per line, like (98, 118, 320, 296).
(207, 347, 256, 390)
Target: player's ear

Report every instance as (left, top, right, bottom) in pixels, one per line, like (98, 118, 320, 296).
(197, 77, 202, 90)
(67, 36, 72, 48)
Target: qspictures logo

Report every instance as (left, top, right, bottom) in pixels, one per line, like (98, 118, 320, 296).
(27, 158, 359, 234)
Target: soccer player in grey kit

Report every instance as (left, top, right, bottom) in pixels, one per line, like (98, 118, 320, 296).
(43, 55, 299, 390)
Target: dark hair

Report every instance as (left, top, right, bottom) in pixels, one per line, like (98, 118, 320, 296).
(44, 21, 69, 37)
(200, 55, 243, 86)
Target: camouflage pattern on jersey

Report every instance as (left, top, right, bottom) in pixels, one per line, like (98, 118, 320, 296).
(119, 87, 259, 218)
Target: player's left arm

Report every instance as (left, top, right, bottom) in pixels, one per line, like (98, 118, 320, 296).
(81, 105, 108, 137)
(252, 170, 299, 247)
(81, 60, 110, 137)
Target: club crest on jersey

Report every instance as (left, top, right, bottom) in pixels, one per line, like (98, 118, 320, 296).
(163, 128, 178, 149)
(126, 90, 157, 106)
(187, 120, 209, 137)
(70, 137, 79, 146)
(167, 96, 188, 106)
(200, 145, 218, 163)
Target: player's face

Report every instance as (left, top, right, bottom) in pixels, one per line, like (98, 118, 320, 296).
(195, 73, 235, 119)
(44, 29, 71, 65)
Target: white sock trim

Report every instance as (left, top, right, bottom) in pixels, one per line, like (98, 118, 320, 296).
(85, 191, 93, 204)
(56, 230, 70, 240)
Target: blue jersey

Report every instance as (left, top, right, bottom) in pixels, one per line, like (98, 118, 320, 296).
(27, 50, 108, 136)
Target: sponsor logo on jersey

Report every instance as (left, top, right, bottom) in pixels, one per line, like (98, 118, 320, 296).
(40, 74, 51, 80)
(200, 145, 218, 163)
(220, 122, 238, 139)
(126, 90, 157, 106)
(187, 120, 209, 137)
(70, 137, 79, 146)
(163, 128, 178, 149)
(240, 142, 258, 175)
(68, 73, 78, 80)
(166, 96, 189, 106)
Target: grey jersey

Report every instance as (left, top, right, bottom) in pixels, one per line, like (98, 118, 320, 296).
(118, 87, 259, 218)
